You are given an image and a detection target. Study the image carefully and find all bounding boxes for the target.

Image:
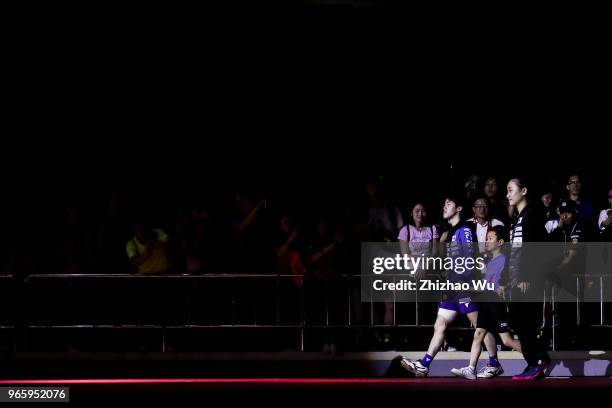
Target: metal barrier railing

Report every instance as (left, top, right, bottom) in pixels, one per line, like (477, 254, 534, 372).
(0, 275, 16, 331)
(0, 275, 17, 353)
(18, 273, 444, 351)
(542, 274, 612, 351)
(21, 273, 440, 327)
(1, 272, 610, 351)
(576, 274, 611, 327)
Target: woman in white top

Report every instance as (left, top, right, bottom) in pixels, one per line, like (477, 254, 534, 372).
(398, 202, 440, 257)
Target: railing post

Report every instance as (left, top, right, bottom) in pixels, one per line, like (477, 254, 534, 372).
(231, 277, 235, 326)
(551, 285, 556, 351)
(370, 275, 374, 327)
(542, 286, 547, 331)
(300, 275, 304, 352)
(69, 278, 74, 326)
(392, 274, 396, 328)
(325, 280, 330, 327)
(347, 275, 351, 327)
(161, 278, 166, 352)
(253, 277, 257, 326)
(601, 276, 604, 326)
(576, 276, 581, 326)
(276, 275, 280, 327)
(186, 279, 192, 326)
(138, 277, 142, 327)
(415, 278, 419, 327)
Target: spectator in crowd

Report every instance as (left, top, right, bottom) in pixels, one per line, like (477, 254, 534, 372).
(362, 179, 403, 242)
(547, 199, 589, 288)
(175, 205, 213, 274)
(229, 191, 274, 273)
(544, 204, 560, 235)
(464, 174, 481, 204)
(305, 217, 344, 354)
(541, 190, 560, 234)
(273, 213, 305, 337)
(398, 202, 440, 258)
(52, 204, 92, 273)
(566, 174, 594, 225)
(467, 197, 504, 253)
(548, 200, 587, 265)
(541, 190, 557, 221)
(483, 177, 509, 223)
(275, 214, 305, 285)
(547, 200, 588, 345)
(93, 191, 131, 273)
(126, 220, 171, 274)
(597, 188, 612, 240)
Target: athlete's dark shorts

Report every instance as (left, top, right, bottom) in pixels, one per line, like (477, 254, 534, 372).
(476, 301, 510, 334)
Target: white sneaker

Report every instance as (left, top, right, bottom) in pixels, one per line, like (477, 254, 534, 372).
(477, 364, 504, 379)
(400, 358, 429, 377)
(451, 366, 476, 380)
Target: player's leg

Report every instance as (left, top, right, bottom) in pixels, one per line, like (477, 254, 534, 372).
(470, 328, 487, 368)
(468, 307, 503, 368)
(451, 327, 486, 380)
(426, 310, 455, 357)
(510, 293, 548, 380)
(500, 332, 522, 353)
(400, 304, 457, 377)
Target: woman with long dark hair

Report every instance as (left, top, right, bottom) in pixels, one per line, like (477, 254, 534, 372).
(506, 177, 551, 380)
(398, 202, 439, 259)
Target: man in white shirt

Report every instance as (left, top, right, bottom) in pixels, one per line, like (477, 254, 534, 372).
(468, 197, 504, 252)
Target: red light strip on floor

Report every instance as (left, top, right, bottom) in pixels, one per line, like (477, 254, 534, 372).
(0, 378, 423, 385)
